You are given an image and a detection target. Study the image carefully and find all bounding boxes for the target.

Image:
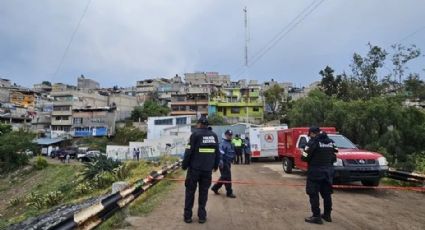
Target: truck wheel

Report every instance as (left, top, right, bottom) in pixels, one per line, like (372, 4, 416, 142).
(361, 179, 380, 186)
(282, 157, 293, 174)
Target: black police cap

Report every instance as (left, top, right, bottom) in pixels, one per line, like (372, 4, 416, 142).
(308, 126, 321, 134)
(197, 117, 209, 125)
(224, 129, 233, 135)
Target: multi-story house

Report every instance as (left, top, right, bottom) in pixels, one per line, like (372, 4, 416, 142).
(209, 86, 264, 124)
(72, 107, 117, 137)
(184, 72, 231, 86)
(77, 75, 100, 89)
(170, 86, 209, 117)
(9, 89, 36, 108)
(50, 91, 108, 138)
(136, 75, 183, 105)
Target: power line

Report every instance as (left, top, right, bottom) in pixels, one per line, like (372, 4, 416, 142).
(52, 0, 93, 79)
(233, 0, 325, 79)
(232, 1, 318, 78)
(398, 25, 425, 43)
(248, 0, 325, 68)
(249, 0, 319, 65)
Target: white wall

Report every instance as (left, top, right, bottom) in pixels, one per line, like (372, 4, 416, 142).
(147, 115, 191, 140)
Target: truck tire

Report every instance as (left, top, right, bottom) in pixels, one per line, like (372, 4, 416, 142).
(361, 178, 380, 186)
(282, 157, 293, 174)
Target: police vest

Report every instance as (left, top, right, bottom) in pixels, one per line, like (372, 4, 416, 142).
(232, 138, 243, 147)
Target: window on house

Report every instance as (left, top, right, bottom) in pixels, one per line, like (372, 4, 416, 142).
(253, 107, 259, 112)
(231, 107, 240, 114)
(154, 118, 173, 125)
(73, 117, 83, 124)
(218, 107, 223, 112)
(189, 106, 197, 111)
(176, 117, 187, 125)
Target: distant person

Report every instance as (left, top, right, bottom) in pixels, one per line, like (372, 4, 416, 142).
(182, 117, 220, 224)
(211, 129, 237, 198)
(302, 126, 338, 224)
(133, 148, 137, 161)
(66, 153, 70, 164)
(232, 134, 243, 164)
(136, 148, 140, 161)
(244, 136, 251, 164)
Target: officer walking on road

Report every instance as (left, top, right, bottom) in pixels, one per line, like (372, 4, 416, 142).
(182, 117, 220, 224)
(211, 129, 237, 198)
(302, 126, 338, 224)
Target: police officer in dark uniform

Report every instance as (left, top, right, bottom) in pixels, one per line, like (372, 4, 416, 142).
(211, 129, 237, 198)
(182, 117, 220, 224)
(302, 126, 338, 224)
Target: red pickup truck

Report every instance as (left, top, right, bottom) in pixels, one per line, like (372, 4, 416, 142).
(278, 127, 389, 186)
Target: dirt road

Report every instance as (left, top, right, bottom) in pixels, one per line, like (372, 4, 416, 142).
(123, 162, 425, 230)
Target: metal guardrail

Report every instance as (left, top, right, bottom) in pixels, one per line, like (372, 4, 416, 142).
(387, 168, 425, 184)
(49, 160, 182, 230)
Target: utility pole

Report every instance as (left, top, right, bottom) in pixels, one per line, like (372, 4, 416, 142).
(244, 6, 249, 67)
(244, 7, 250, 123)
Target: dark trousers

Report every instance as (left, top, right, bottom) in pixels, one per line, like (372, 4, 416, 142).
(235, 148, 243, 164)
(244, 153, 251, 164)
(184, 168, 212, 219)
(211, 162, 233, 195)
(306, 166, 334, 217)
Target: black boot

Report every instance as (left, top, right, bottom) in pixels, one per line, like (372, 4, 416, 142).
(321, 214, 332, 222)
(211, 187, 220, 195)
(184, 217, 192, 223)
(305, 216, 323, 224)
(226, 193, 236, 198)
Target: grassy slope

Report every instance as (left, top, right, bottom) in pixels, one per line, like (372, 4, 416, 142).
(0, 158, 180, 230)
(0, 164, 82, 228)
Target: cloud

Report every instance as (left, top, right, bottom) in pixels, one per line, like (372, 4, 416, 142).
(0, 0, 424, 87)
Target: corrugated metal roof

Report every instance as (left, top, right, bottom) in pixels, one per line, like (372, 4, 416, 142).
(34, 138, 64, 145)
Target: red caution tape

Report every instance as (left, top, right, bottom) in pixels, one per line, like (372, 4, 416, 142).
(165, 178, 425, 192)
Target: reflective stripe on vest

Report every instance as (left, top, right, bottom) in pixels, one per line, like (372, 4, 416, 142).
(199, 148, 215, 153)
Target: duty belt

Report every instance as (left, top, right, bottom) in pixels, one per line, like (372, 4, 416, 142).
(199, 148, 215, 153)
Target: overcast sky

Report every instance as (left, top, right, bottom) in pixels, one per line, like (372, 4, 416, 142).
(1, 0, 424, 88)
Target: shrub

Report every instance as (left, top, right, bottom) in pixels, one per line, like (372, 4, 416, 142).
(25, 192, 44, 209)
(93, 171, 116, 189)
(81, 155, 121, 181)
(113, 164, 131, 181)
(74, 182, 93, 195)
(8, 197, 23, 207)
(43, 191, 63, 207)
(34, 156, 48, 170)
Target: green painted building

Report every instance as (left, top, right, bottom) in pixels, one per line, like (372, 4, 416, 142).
(208, 87, 264, 124)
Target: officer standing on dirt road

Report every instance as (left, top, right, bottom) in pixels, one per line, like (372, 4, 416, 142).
(182, 117, 220, 224)
(302, 126, 338, 224)
(211, 129, 237, 198)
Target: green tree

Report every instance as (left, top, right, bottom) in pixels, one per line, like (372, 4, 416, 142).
(350, 43, 387, 99)
(0, 129, 37, 172)
(288, 91, 425, 170)
(264, 84, 290, 121)
(0, 123, 12, 136)
(42, 81, 52, 86)
(131, 100, 170, 122)
(112, 126, 146, 145)
(404, 74, 425, 100)
(319, 66, 342, 97)
(207, 114, 229, 125)
(391, 44, 421, 84)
